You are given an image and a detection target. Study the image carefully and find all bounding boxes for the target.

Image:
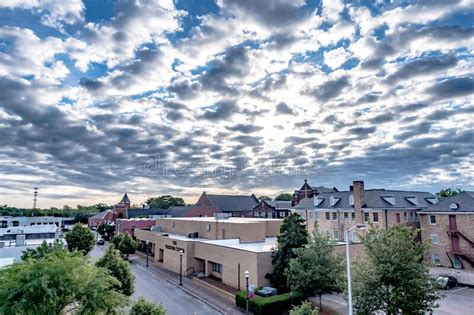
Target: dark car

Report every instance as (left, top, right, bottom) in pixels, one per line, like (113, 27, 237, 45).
(97, 239, 105, 245)
(436, 275, 458, 289)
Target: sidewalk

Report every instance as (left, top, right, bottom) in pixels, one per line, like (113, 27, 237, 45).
(131, 252, 244, 315)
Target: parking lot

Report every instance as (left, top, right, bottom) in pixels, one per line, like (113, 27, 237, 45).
(435, 286, 474, 315)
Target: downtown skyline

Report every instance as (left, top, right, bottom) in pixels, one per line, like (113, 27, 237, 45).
(0, 0, 473, 208)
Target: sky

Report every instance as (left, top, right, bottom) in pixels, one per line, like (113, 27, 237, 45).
(0, 0, 473, 208)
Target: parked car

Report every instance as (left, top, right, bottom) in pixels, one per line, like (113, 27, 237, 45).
(436, 275, 458, 289)
(256, 287, 277, 297)
(97, 239, 105, 245)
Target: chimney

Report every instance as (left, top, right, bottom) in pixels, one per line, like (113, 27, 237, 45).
(353, 181, 364, 224)
(349, 185, 354, 191)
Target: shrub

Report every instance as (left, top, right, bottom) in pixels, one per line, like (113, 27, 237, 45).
(130, 297, 166, 315)
(290, 301, 318, 315)
(235, 289, 304, 315)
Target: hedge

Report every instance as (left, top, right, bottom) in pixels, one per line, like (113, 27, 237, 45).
(235, 288, 304, 315)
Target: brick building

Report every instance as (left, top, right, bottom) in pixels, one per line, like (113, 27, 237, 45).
(419, 191, 474, 272)
(88, 193, 130, 227)
(291, 180, 437, 241)
(186, 192, 259, 217)
(250, 200, 292, 218)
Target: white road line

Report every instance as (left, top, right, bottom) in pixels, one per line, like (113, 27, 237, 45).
(451, 287, 467, 293)
(323, 296, 347, 306)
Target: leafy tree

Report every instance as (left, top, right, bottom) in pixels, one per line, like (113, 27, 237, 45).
(119, 234, 138, 259)
(258, 195, 272, 201)
(436, 188, 462, 198)
(275, 193, 293, 201)
(352, 224, 441, 314)
(267, 213, 308, 291)
(290, 301, 318, 315)
(112, 233, 125, 248)
(98, 223, 115, 240)
(286, 226, 343, 310)
(130, 297, 166, 315)
(96, 245, 135, 296)
(21, 239, 65, 260)
(0, 250, 128, 314)
(65, 224, 96, 254)
(146, 195, 185, 209)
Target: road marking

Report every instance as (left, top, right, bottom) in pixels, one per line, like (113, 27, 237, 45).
(323, 296, 347, 306)
(451, 287, 467, 293)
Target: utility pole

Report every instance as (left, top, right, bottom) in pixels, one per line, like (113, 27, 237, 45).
(33, 187, 38, 210)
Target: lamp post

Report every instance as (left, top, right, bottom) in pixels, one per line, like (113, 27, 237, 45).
(179, 249, 184, 286)
(145, 240, 149, 267)
(345, 224, 366, 315)
(245, 270, 250, 315)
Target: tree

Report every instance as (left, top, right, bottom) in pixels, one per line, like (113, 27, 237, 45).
(130, 297, 166, 315)
(290, 301, 318, 315)
(267, 213, 308, 291)
(436, 188, 462, 198)
(0, 250, 128, 314)
(96, 245, 135, 296)
(65, 224, 96, 254)
(258, 195, 272, 201)
(98, 223, 115, 240)
(274, 193, 292, 201)
(112, 233, 125, 248)
(146, 195, 185, 209)
(21, 239, 65, 260)
(118, 233, 138, 259)
(352, 224, 441, 314)
(286, 226, 343, 310)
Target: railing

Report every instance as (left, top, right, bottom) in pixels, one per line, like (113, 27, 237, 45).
(446, 226, 474, 246)
(446, 245, 474, 258)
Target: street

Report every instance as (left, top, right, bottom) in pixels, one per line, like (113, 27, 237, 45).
(90, 244, 220, 315)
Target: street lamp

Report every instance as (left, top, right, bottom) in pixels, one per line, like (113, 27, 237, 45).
(179, 249, 184, 286)
(245, 270, 250, 315)
(145, 240, 149, 267)
(345, 224, 366, 315)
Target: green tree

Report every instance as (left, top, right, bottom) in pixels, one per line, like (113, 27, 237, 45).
(96, 245, 135, 296)
(146, 195, 185, 209)
(267, 213, 308, 291)
(352, 225, 441, 314)
(65, 224, 96, 254)
(258, 195, 272, 201)
(98, 223, 115, 240)
(118, 234, 138, 259)
(130, 297, 166, 315)
(112, 233, 125, 248)
(21, 239, 65, 260)
(274, 193, 293, 201)
(0, 251, 128, 314)
(286, 226, 343, 310)
(436, 188, 462, 198)
(290, 301, 318, 315)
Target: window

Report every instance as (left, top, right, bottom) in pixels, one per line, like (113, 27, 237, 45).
(206, 224, 211, 231)
(431, 234, 439, 245)
(332, 212, 337, 221)
(344, 212, 349, 220)
(212, 262, 223, 273)
(351, 231, 358, 242)
(403, 212, 407, 222)
(325, 212, 330, 221)
(171, 222, 175, 228)
(453, 255, 462, 269)
(364, 212, 369, 223)
(373, 212, 379, 222)
(349, 195, 354, 206)
(351, 212, 355, 220)
(12, 221, 19, 226)
(333, 230, 339, 240)
(433, 254, 441, 265)
(429, 215, 436, 225)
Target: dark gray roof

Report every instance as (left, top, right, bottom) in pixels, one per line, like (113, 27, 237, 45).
(292, 189, 437, 210)
(266, 200, 292, 210)
(421, 192, 474, 213)
(207, 194, 259, 213)
(166, 205, 192, 217)
(89, 210, 110, 220)
(127, 208, 168, 218)
(120, 193, 130, 204)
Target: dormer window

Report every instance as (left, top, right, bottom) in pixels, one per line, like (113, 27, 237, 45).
(405, 196, 418, 206)
(330, 196, 341, 206)
(314, 197, 324, 206)
(426, 197, 438, 204)
(349, 195, 354, 206)
(382, 196, 395, 206)
(449, 203, 459, 210)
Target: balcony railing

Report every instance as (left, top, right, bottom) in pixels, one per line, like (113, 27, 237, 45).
(446, 245, 474, 258)
(446, 225, 458, 233)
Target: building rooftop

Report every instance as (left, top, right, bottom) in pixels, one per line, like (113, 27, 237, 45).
(0, 225, 58, 236)
(198, 237, 277, 253)
(205, 194, 259, 213)
(159, 217, 282, 223)
(420, 191, 474, 213)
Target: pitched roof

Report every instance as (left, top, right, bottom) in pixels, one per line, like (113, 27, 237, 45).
(206, 194, 259, 213)
(127, 208, 168, 218)
(120, 193, 130, 204)
(89, 210, 111, 220)
(265, 200, 292, 210)
(420, 191, 474, 213)
(292, 189, 436, 210)
(166, 205, 193, 217)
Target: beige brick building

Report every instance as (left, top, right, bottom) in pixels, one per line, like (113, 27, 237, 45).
(291, 180, 437, 241)
(419, 192, 474, 272)
(134, 217, 282, 290)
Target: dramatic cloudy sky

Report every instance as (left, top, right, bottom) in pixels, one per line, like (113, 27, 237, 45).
(0, 0, 473, 208)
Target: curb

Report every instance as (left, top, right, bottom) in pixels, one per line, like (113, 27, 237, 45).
(131, 257, 226, 314)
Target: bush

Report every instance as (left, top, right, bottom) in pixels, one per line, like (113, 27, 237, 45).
(130, 297, 166, 315)
(290, 301, 318, 315)
(235, 289, 304, 315)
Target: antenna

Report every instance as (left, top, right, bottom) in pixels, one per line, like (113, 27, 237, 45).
(33, 187, 38, 209)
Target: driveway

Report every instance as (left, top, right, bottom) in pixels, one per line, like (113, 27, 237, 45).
(90, 244, 219, 315)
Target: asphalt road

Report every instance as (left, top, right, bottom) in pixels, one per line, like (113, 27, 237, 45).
(90, 244, 219, 315)
(435, 286, 474, 315)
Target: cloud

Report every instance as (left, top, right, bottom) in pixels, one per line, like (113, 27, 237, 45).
(275, 102, 295, 115)
(308, 75, 350, 101)
(427, 76, 474, 99)
(201, 100, 238, 121)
